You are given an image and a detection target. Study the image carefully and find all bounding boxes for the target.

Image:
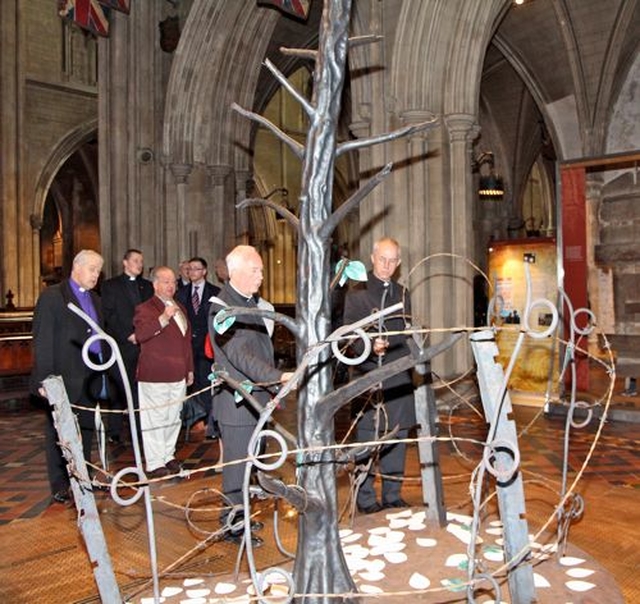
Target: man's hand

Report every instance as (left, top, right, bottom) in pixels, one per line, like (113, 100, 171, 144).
(373, 337, 389, 356)
(187, 371, 194, 387)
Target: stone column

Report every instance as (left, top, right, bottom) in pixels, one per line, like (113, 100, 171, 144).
(207, 164, 233, 254)
(169, 163, 193, 263)
(444, 113, 477, 374)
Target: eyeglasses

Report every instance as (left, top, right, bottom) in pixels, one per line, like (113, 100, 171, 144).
(190, 266, 205, 271)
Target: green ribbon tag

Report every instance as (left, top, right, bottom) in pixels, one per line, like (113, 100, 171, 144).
(234, 380, 254, 403)
(336, 259, 368, 286)
(213, 309, 235, 334)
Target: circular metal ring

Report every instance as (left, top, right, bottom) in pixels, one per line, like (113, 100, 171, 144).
(524, 298, 558, 339)
(468, 572, 502, 604)
(82, 334, 117, 370)
(110, 466, 145, 506)
(572, 307, 596, 336)
(256, 567, 295, 604)
(482, 438, 520, 482)
(250, 429, 288, 471)
(331, 327, 372, 366)
(568, 400, 593, 429)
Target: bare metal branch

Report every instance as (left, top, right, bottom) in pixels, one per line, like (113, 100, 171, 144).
(319, 162, 392, 238)
(237, 197, 300, 232)
(264, 58, 314, 117)
(280, 47, 318, 60)
(335, 425, 399, 464)
(257, 472, 321, 513)
(231, 102, 305, 159)
(348, 34, 383, 48)
(213, 304, 300, 339)
(335, 117, 439, 157)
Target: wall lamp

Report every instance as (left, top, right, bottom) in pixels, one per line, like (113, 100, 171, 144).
(474, 151, 505, 200)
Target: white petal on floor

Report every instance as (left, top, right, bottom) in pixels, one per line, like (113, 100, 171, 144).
(366, 558, 386, 572)
(360, 584, 384, 594)
(489, 520, 503, 527)
(446, 522, 483, 545)
(446, 512, 473, 524)
(342, 544, 370, 558)
(214, 582, 237, 595)
(161, 586, 183, 597)
(345, 556, 370, 572)
(407, 522, 426, 531)
(384, 551, 408, 564)
(560, 556, 586, 566)
(566, 567, 595, 579)
(482, 546, 504, 562)
(359, 571, 386, 582)
(388, 518, 412, 529)
(339, 528, 353, 538)
(409, 572, 431, 590)
(566, 580, 596, 592)
(533, 573, 551, 588)
(495, 538, 504, 546)
(367, 531, 404, 547)
(370, 542, 406, 556)
(485, 527, 502, 536)
(445, 553, 468, 568)
(386, 509, 413, 520)
(411, 510, 427, 522)
(368, 526, 390, 535)
(185, 588, 211, 598)
(341, 532, 363, 544)
(183, 578, 204, 587)
(416, 537, 437, 547)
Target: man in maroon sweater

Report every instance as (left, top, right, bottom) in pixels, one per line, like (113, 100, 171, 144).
(134, 266, 194, 478)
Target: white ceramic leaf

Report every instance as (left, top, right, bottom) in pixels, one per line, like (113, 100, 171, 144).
(339, 528, 353, 538)
(445, 553, 468, 568)
(386, 509, 413, 520)
(183, 578, 204, 587)
(560, 556, 586, 566)
(359, 584, 384, 594)
(368, 526, 389, 535)
(416, 537, 437, 547)
(565, 580, 596, 592)
(384, 551, 408, 563)
(214, 582, 237, 595)
(161, 586, 182, 597)
(370, 542, 406, 556)
(533, 573, 550, 588)
(185, 588, 210, 598)
(407, 522, 426, 531)
(388, 518, 412, 529)
(341, 532, 363, 544)
(409, 572, 431, 589)
(359, 571, 385, 582)
(485, 527, 502, 536)
(566, 568, 595, 579)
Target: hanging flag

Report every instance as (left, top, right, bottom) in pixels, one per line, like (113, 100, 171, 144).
(97, 0, 130, 14)
(58, 0, 110, 37)
(258, 0, 311, 21)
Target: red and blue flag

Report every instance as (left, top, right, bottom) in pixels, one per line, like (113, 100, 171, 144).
(258, 0, 311, 21)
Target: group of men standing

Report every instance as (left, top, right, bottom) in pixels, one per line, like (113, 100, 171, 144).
(30, 237, 417, 544)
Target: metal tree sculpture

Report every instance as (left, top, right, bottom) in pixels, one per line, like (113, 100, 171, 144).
(233, 0, 445, 600)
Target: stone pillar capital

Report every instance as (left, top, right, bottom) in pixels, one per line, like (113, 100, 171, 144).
(444, 113, 477, 143)
(29, 213, 43, 231)
(585, 175, 604, 202)
(399, 110, 438, 140)
(207, 164, 232, 187)
(169, 163, 193, 185)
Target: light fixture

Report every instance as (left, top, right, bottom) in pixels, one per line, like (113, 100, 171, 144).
(474, 151, 505, 200)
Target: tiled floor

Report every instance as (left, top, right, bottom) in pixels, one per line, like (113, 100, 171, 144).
(0, 385, 639, 602)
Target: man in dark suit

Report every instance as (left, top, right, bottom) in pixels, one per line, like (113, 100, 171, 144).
(209, 245, 293, 546)
(343, 237, 415, 514)
(134, 266, 193, 478)
(101, 249, 154, 444)
(176, 256, 220, 438)
(30, 249, 109, 504)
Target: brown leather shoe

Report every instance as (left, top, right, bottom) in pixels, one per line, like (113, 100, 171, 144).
(147, 467, 170, 479)
(165, 459, 182, 474)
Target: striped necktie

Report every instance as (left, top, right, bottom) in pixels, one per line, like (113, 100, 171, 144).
(192, 285, 200, 314)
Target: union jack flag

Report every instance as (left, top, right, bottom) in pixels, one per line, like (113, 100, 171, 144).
(258, 0, 311, 21)
(97, 0, 130, 14)
(58, 0, 129, 37)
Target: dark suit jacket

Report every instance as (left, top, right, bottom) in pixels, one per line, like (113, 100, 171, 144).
(101, 273, 153, 371)
(176, 280, 220, 360)
(30, 279, 107, 404)
(343, 272, 415, 428)
(134, 295, 193, 383)
(208, 283, 282, 426)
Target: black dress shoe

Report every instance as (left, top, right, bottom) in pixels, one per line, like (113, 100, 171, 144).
(357, 501, 383, 514)
(147, 467, 170, 479)
(107, 435, 122, 445)
(165, 459, 182, 474)
(51, 489, 71, 504)
(383, 498, 409, 509)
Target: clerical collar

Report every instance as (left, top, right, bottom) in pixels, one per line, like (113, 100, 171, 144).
(229, 281, 253, 303)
